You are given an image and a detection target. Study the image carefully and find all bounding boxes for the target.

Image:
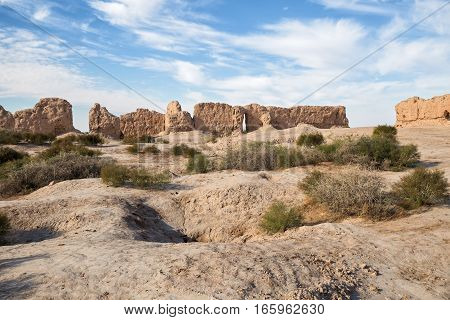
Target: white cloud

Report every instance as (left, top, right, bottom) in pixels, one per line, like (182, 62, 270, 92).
(89, 0, 165, 26)
(313, 0, 394, 15)
(32, 6, 51, 21)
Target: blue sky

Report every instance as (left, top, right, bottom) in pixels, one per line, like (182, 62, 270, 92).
(0, 0, 449, 131)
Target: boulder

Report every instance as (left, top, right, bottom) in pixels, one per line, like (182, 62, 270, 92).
(0, 105, 15, 131)
(89, 103, 121, 139)
(120, 108, 165, 137)
(193, 103, 244, 135)
(164, 101, 194, 133)
(13, 98, 75, 135)
(395, 94, 450, 127)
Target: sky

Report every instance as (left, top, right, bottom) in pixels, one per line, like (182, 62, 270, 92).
(0, 0, 449, 131)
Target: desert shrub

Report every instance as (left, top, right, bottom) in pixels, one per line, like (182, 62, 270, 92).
(187, 153, 209, 173)
(0, 213, 10, 236)
(156, 138, 169, 144)
(144, 145, 160, 154)
(126, 144, 140, 154)
(372, 125, 397, 138)
(221, 142, 305, 171)
(318, 135, 419, 170)
(296, 132, 324, 147)
(171, 144, 199, 157)
(0, 147, 28, 165)
(128, 168, 171, 188)
(101, 164, 170, 188)
(0, 130, 22, 145)
(300, 169, 396, 219)
(39, 143, 100, 160)
(392, 168, 448, 209)
(260, 201, 303, 234)
(77, 133, 104, 146)
(22, 132, 55, 145)
(122, 135, 155, 145)
(0, 154, 107, 197)
(101, 164, 128, 187)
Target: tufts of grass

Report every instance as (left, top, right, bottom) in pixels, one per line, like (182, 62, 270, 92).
(392, 168, 448, 209)
(296, 132, 324, 147)
(260, 201, 303, 234)
(76, 133, 104, 146)
(100, 163, 128, 187)
(122, 135, 155, 145)
(144, 145, 160, 154)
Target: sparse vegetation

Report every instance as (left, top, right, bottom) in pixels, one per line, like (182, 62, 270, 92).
(0, 154, 107, 197)
(0, 130, 55, 145)
(392, 168, 448, 209)
(0, 213, 10, 236)
(76, 133, 104, 146)
(0, 147, 28, 165)
(260, 201, 303, 234)
(101, 164, 170, 188)
(296, 132, 324, 147)
(39, 141, 100, 160)
(126, 144, 140, 154)
(187, 153, 209, 173)
(221, 142, 306, 171)
(171, 144, 199, 157)
(300, 169, 398, 220)
(317, 134, 419, 170)
(144, 145, 160, 154)
(122, 135, 155, 145)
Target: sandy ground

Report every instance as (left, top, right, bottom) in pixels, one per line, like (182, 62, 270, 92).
(0, 126, 449, 299)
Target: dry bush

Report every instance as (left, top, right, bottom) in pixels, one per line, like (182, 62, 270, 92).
(392, 168, 448, 209)
(144, 145, 160, 154)
(260, 201, 303, 234)
(0, 130, 22, 145)
(122, 135, 155, 145)
(0, 154, 107, 197)
(300, 169, 398, 220)
(77, 133, 104, 146)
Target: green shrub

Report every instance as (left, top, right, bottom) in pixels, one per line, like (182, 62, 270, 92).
(260, 201, 303, 234)
(171, 144, 199, 157)
(221, 142, 306, 171)
(392, 168, 448, 209)
(101, 164, 171, 188)
(77, 133, 104, 146)
(144, 145, 160, 154)
(122, 135, 155, 145)
(0, 213, 10, 236)
(39, 143, 100, 160)
(318, 135, 419, 170)
(0, 154, 107, 197)
(0, 130, 22, 145)
(23, 132, 55, 145)
(156, 138, 169, 144)
(128, 169, 171, 188)
(187, 154, 209, 173)
(126, 144, 140, 154)
(101, 164, 128, 187)
(296, 132, 324, 147)
(0, 147, 28, 165)
(373, 125, 397, 138)
(300, 169, 396, 219)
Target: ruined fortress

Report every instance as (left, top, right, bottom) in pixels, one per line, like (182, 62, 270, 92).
(0, 98, 349, 137)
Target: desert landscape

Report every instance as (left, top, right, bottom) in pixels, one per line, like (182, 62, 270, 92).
(0, 94, 449, 300)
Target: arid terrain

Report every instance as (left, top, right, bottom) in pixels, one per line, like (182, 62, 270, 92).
(0, 125, 448, 300)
